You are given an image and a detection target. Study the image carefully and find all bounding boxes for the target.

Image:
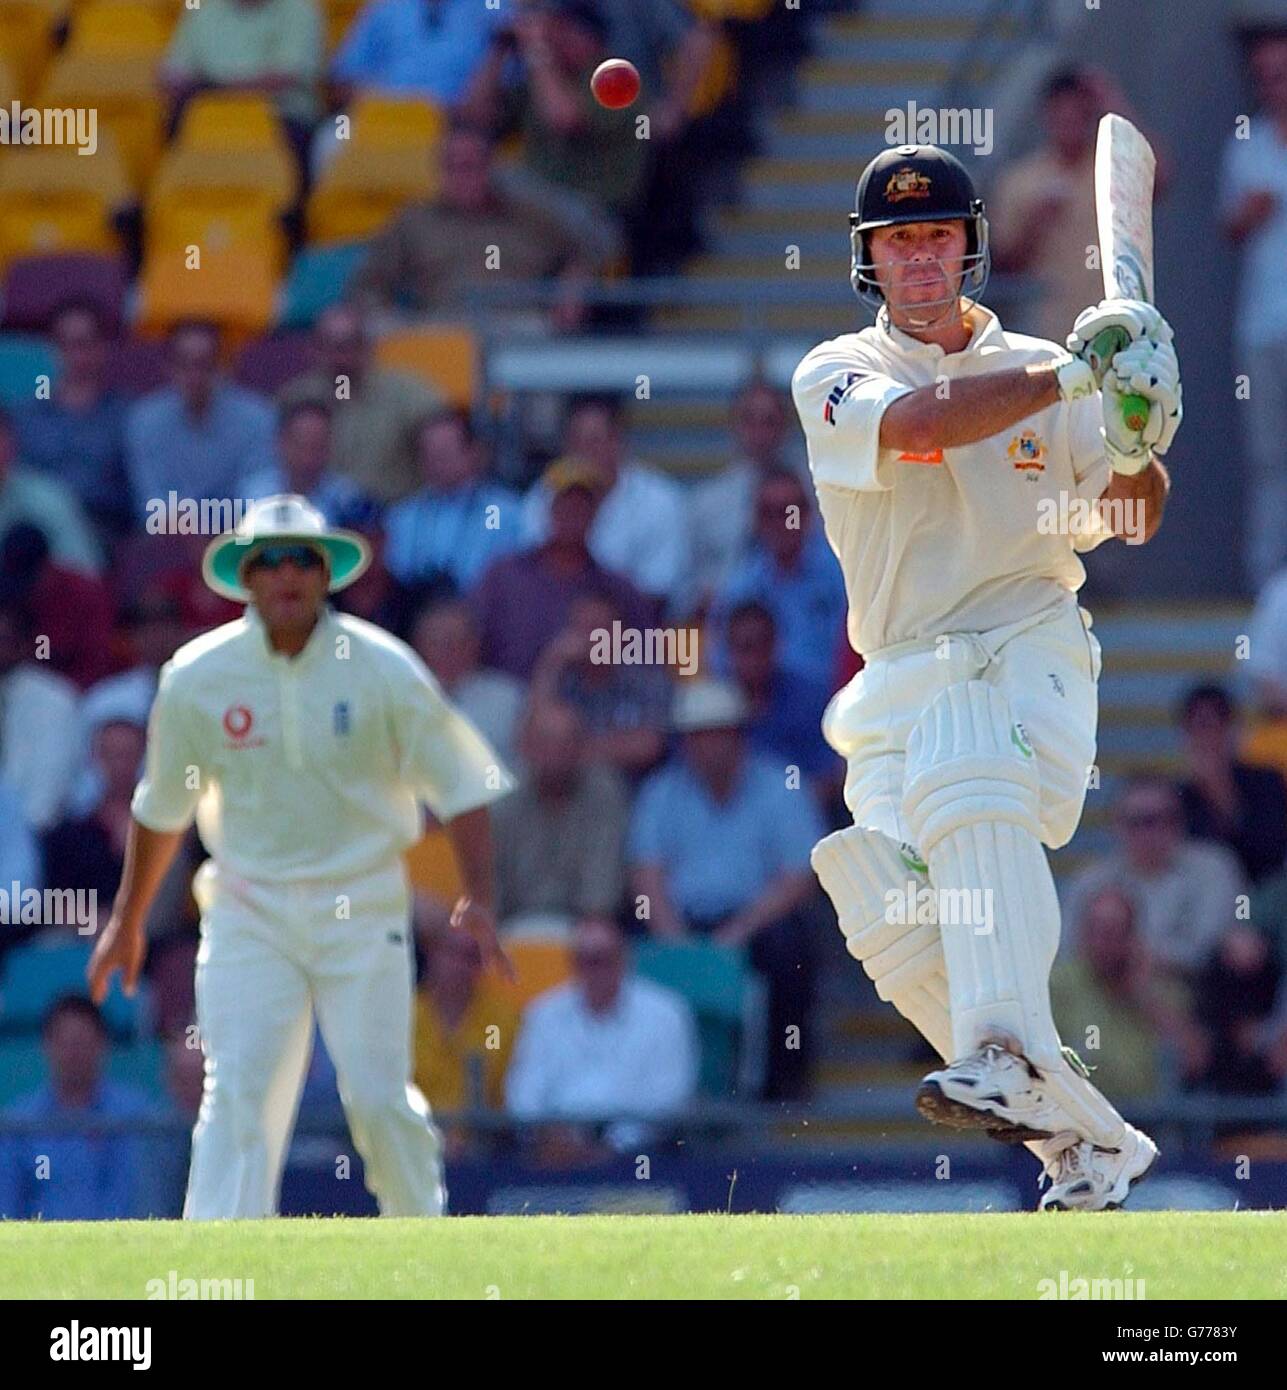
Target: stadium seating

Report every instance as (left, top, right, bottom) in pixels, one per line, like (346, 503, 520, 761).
(305, 145, 436, 246)
(0, 251, 128, 332)
(405, 826, 464, 902)
(0, 941, 142, 1037)
(0, 329, 56, 401)
(320, 0, 363, 54)
(279, 241, 368, 328)
(0, 141, 131, 272)
(0, 0, 63, 97)
(39, 52, 164, 187)
(135, 243, 279, 341)
(631, 939, 764, 1096)
(66, 0, 174, 59)
(374, 326, 478, 409)
(232, 330, 315, 394)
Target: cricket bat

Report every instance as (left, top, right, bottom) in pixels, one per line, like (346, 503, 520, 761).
(1093, 112, 1155, 434)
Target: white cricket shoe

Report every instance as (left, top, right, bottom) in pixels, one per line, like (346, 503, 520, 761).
(1037, 1124, 1160, 1212)
(915, 1042, 1069, 1143)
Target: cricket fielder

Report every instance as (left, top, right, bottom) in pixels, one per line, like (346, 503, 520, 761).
(88, 495, 515, 1218)
(793, 146, 1181, 1210)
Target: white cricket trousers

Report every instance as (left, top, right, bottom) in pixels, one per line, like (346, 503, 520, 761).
(184, 859, 445, 1220)
(826, 597, 1103, 850)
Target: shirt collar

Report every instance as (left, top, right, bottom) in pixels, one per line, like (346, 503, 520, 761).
(878, 301, 1006, 362)
(244, 603, 336, 669)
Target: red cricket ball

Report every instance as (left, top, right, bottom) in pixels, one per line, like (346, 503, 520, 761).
(590, 58, 641, 110)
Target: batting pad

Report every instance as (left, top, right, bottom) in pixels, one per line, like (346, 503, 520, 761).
(812, 825, 951, 1060)
(902, 681, 1125, 1147)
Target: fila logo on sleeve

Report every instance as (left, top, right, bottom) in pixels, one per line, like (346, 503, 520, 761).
(823, 372, 863, 426)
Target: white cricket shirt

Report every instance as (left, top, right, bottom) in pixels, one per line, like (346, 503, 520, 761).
(132, 606, 515, 881)
(792, 303, 1113, 656)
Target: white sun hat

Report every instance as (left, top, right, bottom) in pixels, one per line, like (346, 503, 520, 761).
(202, 494, 371, 602)
(672, 679, 749, 733)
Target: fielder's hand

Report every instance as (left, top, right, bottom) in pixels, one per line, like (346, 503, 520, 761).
(1067, 298, 1174, 385)
(450, 896, 515, 982)
(87, 911, 146, 1004)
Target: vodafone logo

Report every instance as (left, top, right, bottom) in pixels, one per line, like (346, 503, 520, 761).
(222, 705, 254, 740)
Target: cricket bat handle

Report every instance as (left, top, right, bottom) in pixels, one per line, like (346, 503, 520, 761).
(1089, 326, 1150, 434)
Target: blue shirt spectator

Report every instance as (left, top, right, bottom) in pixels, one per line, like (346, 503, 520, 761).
(239, 399, 381, 531)
(332, 0, 509, 101)
(711, 471, 846, 689)
(629, 689, 823, 923)
(124, 322, 275, 521)
(385, 408, 521, 593)
(0, 998, 153, 1220)
(10, 300, 130, 532)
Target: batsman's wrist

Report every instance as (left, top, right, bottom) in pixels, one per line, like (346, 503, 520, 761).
(1106, 441, 1152, 477)
(1051, 352, 1096, 404)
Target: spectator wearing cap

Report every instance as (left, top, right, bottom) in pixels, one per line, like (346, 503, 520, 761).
(709, 470, 846, 689)
(384, 409, 521, 596)
(1050, 886, 1201, 1100)
(724, 600, 835, 791)
(240, 399, 381, 531)
(463, 2, 647, 225)
(521, 396, 690, 612)
(0, 601, 80, 831)
(687, 382, 811, 608)
(473, 456, 650, 680)
(491, 699, 628, 934)
(0, 407, 102, 576)
(529, 589, 671, 781)
(628, 680, 824, 1100)
(11, 300, 131, 539)
(505, 915, 698, 1157)
(351, 122, 614, 332)
(125, 321, 276, 523)
(1177, 683, 1287, 884)
(0, 997, 154, 1220)
(331, 0, 509, 105)
(0, 523, 115, 689)
(278, 304, 441, 503)
(1062, 776, 1247, 978)
(413, 926, 521, 1132)
(411, 596, 523, 768)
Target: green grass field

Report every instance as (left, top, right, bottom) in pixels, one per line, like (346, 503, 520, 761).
(2, 1211, 1285, 1299)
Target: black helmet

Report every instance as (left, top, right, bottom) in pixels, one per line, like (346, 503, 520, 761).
(849, 145, 990, 316)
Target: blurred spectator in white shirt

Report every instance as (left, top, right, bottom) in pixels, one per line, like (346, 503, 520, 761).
(1222, 30, 1287, 588)
(0, 602, 80, 831)
(521, 395, 690, 613)
(1063, 776, 1246, 977)
(505, 916, 697, 1157)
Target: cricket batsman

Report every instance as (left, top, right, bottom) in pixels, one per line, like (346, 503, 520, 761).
(88, 495, 514, 1218)
(793, 146, 1181, 1210)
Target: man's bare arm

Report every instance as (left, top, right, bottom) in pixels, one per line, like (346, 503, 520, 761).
(1100, 456, 1170, 544)
(88, 821, 186, 1001)
(879, 365, 1061, 454)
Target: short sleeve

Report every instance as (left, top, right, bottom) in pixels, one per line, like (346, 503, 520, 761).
(131, 664, 203, 832)
(391, 651, 516, 820)
(791, 344, 912, 493)
(1066, 395, 1114, 552)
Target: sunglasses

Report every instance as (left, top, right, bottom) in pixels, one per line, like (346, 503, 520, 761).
(244, 544, 327, 574)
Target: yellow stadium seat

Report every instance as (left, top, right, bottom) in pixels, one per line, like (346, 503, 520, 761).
(150, 144, 298, 218)
(496, 940, 574, 1013)
(0, 141, 129, 272)
(685, 30, 736, 118)
(405, 827, 463, 902)
(375, 326, 476, 409)
(148, 192, 288, 275)
(306, 145, 434, 245)
(176, 91, 289, 157)
(68, 0, 172, 57)
(39, 53, 163, 186)
(135, 244, 277, 341)
(321, 0, 363, 54)
(0, 0, 63, 96)
(688, 0, 774, 17)
(344, 94, 445, 154)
